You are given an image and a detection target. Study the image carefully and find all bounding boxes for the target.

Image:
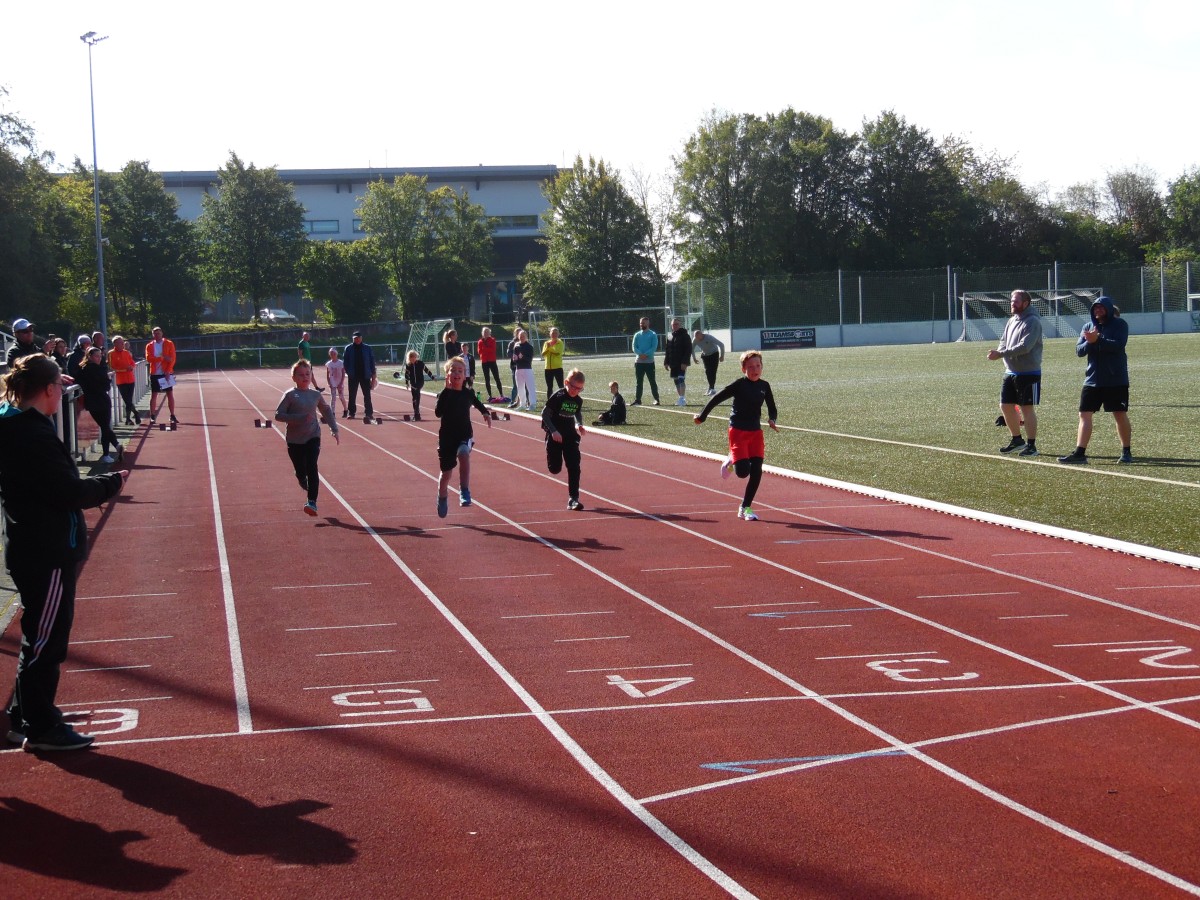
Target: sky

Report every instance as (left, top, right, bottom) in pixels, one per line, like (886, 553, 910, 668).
(3, 0, 1197, 199)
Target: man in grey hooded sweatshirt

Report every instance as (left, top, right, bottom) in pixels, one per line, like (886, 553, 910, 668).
(987, 290, 1043, 457)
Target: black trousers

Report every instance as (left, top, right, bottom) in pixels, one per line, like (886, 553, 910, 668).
(546, 436, 581, 499)
(481, 361, 503, 397)
(7, 562, 78, 738)
(702, 353, 720, 390)
(287, 437, 321, 503)
(347, 377, 373, 418)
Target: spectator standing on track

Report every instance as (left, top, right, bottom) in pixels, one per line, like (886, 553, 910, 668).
(297, 332, 324, 391)
(145, 326, 178, 425)
(987, 290, 1043, 458)
(477, 327, 503, 399)
(542, 327, 565, 398)
(434, 356, 491, 517)
(274, 360, 339, 517)
(543, 368, 587, 511)
(1, 353, 127, 751)
(403, 349, 435, 421)
(76, 346, 122, 464)
(630, 317, 660, 407)
(66, 334, 91, 381)
(1059, 296, 1133, 465)
(343, 331, 377, 424)
(506, 330, 522, 405)
(108, 336, 140, 425)
(694, 350, 779, 522)
(7, 318, 42, 367)
(592, 381, 626, 426)
(663, 319, 692, 406)
(325, 348, 346, 418)
(692, 329, 725, 396)
(509, 329, 536, 411)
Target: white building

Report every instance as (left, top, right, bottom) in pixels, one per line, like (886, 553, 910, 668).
(160, 164, 557, 321)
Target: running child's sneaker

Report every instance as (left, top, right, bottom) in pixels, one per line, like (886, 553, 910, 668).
(719, 459, 733, 480)
(567, 498, 584, 511)
(460, 489, 472, 507)
(738, 507, 758, 521)
(437, 495, 448, 518)
(304, 501, 318, 516)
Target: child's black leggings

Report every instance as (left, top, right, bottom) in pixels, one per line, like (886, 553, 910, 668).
(287, 437, 321, 503)
(735, 457, 764, 508)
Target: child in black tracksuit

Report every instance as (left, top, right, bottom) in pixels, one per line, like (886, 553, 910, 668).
(542, 368, 587, 511)
(592, 381, 626, 426)
(434, 356, 491, 517)
(404, 350, 436, 421)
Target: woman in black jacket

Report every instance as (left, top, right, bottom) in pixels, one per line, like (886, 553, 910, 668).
(0, 354, 126, 751)
(75, 346, 121, 463)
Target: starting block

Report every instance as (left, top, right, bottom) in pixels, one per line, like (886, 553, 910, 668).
(171, 422, 178, 431)
(489, 412, 512, 421)
(375, 417, 383, 425)
(402, 414, 411, 421)
(159, 423, 167, 432)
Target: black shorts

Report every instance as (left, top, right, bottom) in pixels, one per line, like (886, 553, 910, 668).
(1079, 384, 1129, 413)
(437, 437, 473, 472)
(1000, 373, 1040, 407)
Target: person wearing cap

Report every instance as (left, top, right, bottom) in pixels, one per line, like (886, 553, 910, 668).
(66, 335, 92, 381)
(146, 326, 178, 425)
(987, 290, 1043, 458)
(342, 331, 376, 423)
(1059, 296, 1133, 465)
(6, 318, 42, 367)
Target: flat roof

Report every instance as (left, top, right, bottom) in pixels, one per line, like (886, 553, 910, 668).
(160, 164, 559, 189)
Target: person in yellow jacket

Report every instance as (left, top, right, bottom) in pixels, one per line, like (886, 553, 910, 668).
(145, 326, 178, 425)
(541, 327, 565, 398)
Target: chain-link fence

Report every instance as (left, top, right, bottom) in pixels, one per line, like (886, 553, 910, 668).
(669, 260, 1199, 332)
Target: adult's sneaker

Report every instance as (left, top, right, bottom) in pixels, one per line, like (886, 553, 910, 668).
(304, 501, 318, 517)
(6, 726, 24, 746)
(170, 415, 179, 425)
(1118, 450, 1133, 464)
(437, 495, 448, 518)
(460, 489, 472, 507)
(675, 396, 687, 406)
(1058, 449, 1088, 465)
(652, 399, 661, 406)
(567, 497, 584, 511)
(707, 388, 716, 396)
(100, 454, 115, 464)
(999, 436, 1026, 454)
(629, 400, 641, 407)
(23, 723, 94, 752)
(738, 507, 759, 521)
(1017, 444, 1039, 457)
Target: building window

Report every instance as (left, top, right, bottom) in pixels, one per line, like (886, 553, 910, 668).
(305, 220, 340, 234)
(352, 219, 367, 233)
(490, 214, 539, 230)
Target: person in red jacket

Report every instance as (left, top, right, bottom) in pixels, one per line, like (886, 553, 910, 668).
(476, 327, 503, 400)
(145, 326, 177, 425)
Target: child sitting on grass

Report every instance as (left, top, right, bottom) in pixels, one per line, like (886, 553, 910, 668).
(592, 381, 626, 426)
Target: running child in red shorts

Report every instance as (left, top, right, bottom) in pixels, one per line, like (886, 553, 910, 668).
(694, 350, 778, 521)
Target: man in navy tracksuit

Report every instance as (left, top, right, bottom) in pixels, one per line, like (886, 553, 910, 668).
(343, 331, 377, 423)
(1058, 295, 1133, 465)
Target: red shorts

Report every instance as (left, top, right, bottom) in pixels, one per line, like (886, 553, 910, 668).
(728, 427, 764, 462)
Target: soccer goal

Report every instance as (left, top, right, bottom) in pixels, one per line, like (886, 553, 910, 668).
(527, 306, 671, 357)
(405, 318, 455, 368)
(957, 289, 1103, 342)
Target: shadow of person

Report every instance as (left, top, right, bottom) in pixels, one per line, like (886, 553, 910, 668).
(0, 795, 186, 891)
(47, 753, 357, 866)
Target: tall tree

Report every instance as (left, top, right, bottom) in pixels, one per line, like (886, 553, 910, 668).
(627, 166, 680, 282)
(521, 155, 661, 311)
(1104, 166, 1167, 251)
(357, 174, 493, 321)
(196, 153, 307, 322)
(1164, 168, 1200, 252)
(297, 239, 385, 324)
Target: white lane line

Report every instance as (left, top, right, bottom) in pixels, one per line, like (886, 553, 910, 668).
(1000, 614, 1069, 620)
(815, 557, 904, 564)
(1116, 584, 1200, 590)
(61, 695, 173, 706)
(303, 680, 439, 690)
(502, 611, 615, 619)
(274, 582, 372, 590)
(73, 636, 173, 644)
(316, 650, 398, 657)
(992, 551, 1074, 557)
(569, 664, 694, 673)
(67, 664, 153, 673)
(460, 573, 553, 580)
(776, 537, 873, 544)
(205, 374, 254, 733)
(1055, 639, 1175, 648)
(918, 592, 1020, 599)
(286, 623, 398, 632)
(817, 651, 938, 660)
(780, 625, 853, 631)
(553, 636, 630, 643)
(79, 592, 179, 600)
(714, 601, 814, 609)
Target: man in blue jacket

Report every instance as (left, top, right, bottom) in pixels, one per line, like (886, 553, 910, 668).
(630, 317, 660, 406)
(343, 331, 376, 423)
(1058, 296, 1132, 465)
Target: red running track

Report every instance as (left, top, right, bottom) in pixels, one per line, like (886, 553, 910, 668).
(3, 368, 1200, 898)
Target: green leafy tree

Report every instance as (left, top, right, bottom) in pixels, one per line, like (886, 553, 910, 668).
(521, 155, 661, 311)
(357, 174, 493, 321)
(297, 239, 385, 324)
(196, 152, 307, 322)
(1164, 168, 1200, 252)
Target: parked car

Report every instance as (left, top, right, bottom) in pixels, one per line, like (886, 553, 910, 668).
(251, 308, 298, 324)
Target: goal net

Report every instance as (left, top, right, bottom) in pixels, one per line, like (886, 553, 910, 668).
(405, 318, 455, 368)
(957, 289, 1103, 342)
(527, 306, 671, 357)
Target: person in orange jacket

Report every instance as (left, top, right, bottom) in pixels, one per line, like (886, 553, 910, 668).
(145, 326, 178, 425)
(107, 335, 141, 425)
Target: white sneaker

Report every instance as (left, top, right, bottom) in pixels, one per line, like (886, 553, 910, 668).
(719, 458, 733, 480)
(705, 388, 716, 396)
(675, 396, 687, 406)
(100, 454, 115, 464)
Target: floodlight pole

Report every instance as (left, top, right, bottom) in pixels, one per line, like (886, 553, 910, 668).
(81, 31, 109, 338)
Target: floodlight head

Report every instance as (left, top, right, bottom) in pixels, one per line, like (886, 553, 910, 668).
(80, 32, 109, 45)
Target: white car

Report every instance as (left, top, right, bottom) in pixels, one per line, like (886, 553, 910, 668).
(252, 308, 298, 324)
